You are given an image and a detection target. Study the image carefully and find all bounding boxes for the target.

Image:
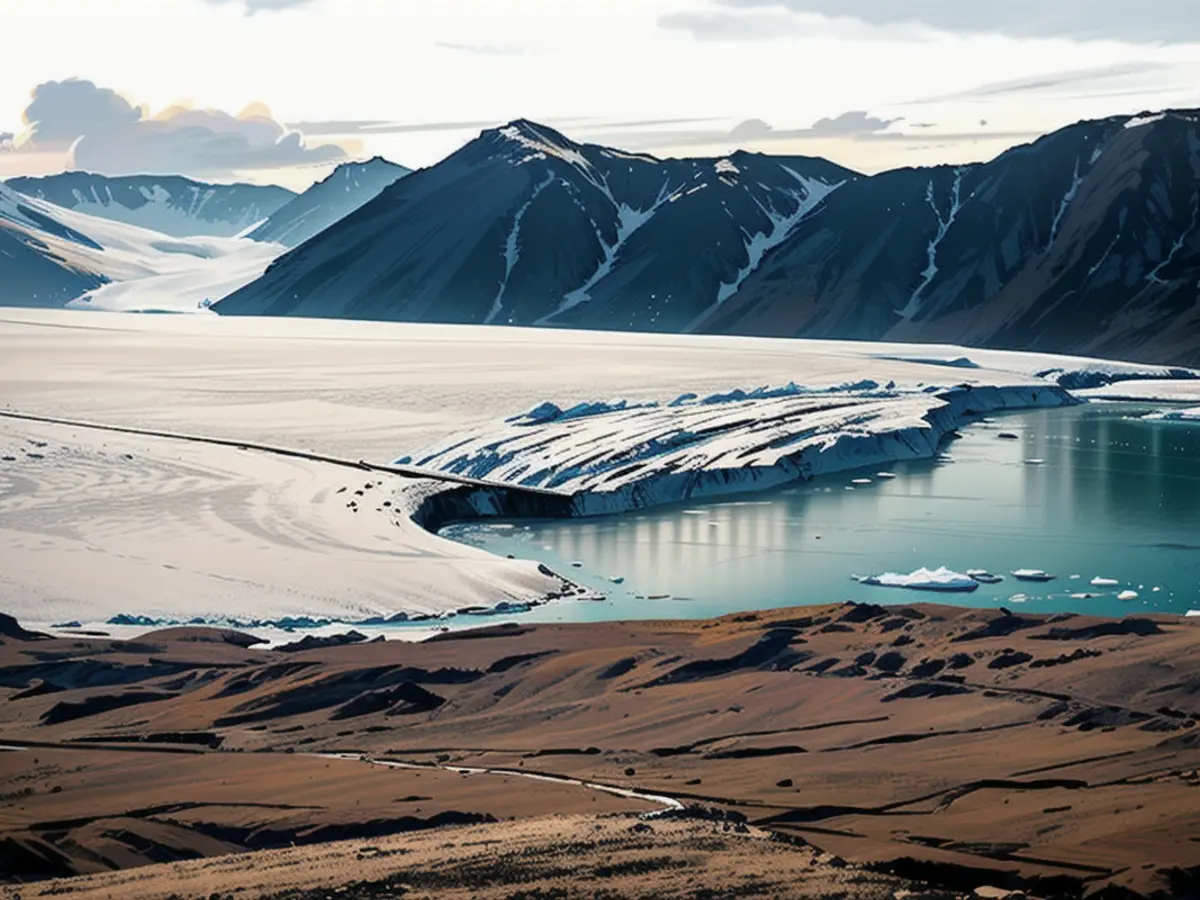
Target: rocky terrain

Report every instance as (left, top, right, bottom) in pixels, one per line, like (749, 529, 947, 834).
(2, 604, 1198, 898)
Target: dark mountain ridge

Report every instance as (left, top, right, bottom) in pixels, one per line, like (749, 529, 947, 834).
(214, 111, 1200, 365)
(213, 120, 858, 331)
(703, 110, 1200, 364)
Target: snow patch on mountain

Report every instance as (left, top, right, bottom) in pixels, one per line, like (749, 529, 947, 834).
(549, 181, 680, 318)
(899, 168, 967, 320)
(1146, 192, 1199, 285)
(487, 172, 555, 324)
(1126, 113, 1167, 129)
(499, 121, 594, 175)
(712, 172, 842, 309)
(1047, 158, 1082, 250)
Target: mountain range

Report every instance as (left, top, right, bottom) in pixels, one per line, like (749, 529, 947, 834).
(215, 121, 855, 329)
(4, 172, 295, 238)
(0, 158, 414, 311)
(0, 180, 281, 312)
(2, 112, 1197, 364)
(215, 112, 1200, 365)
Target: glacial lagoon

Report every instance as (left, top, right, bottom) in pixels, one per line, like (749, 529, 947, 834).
(442, 403, 1200, 622)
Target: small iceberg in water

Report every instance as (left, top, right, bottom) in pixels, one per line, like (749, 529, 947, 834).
(967, 569, 1004, 585)
(1091, 577, 1120, 587)
(1118, 590, 1139, 601)
(857, 566, 980, 593)
(1012, 569, 1056, 582)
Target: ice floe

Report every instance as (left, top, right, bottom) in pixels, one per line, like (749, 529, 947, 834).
(1011, 569, 1056, 582)
(1143, 406, 1200, 422)
(1091, 577, 1120, 587)
(967, 570, 1004, 584)
(1118, 590, 1139, 601)
(857, 566, 980, 593)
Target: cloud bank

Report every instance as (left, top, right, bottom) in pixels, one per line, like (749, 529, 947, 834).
(10, 78, 348, 177)
(666, 0, 1200, 43)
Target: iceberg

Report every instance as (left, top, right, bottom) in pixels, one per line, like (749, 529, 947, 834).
(1091, 577, 1120, 587)
(966, 570, 1004, 584)
(857, 566, 980, 593)
(1118, 590, 1139, 601)
(1012, 569, 1056, 582)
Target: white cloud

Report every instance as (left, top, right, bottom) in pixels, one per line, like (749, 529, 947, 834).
(9, 78, 349, 178)
(0, 0, 1196, 182)
(705, 0, 1200, 43)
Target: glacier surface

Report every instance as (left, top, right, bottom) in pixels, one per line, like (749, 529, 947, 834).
(402, 381, 1075, 517)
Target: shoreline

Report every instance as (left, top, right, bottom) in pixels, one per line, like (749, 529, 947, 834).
(4, 308, 1200, 639)
(13, 388, 1200, 641)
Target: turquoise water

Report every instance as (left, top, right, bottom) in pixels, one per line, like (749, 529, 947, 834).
(441, 403, 1200, 621)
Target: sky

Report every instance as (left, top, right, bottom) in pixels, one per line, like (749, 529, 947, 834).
(1, 0, 1198, 189)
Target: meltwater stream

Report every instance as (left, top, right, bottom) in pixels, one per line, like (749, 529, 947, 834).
(442, 403, 1200, 621)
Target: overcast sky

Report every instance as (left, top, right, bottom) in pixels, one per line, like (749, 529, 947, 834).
(1, 0, 1197, 188)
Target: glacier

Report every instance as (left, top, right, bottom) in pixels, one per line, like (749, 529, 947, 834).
(401, 380, 1076, 520)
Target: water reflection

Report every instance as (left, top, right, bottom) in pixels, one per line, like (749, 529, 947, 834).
(443, 404, 1200, 621)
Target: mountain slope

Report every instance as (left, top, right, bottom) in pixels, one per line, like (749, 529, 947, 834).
(698, 110, 1200, 365)
(0, 183, 112, 306)
(0, 182, 284, 311)
(214, 111, 1200, 365)
(213, 121, 858, 329)
(4, 172, 295, 238)
(246, 157, 412, 247)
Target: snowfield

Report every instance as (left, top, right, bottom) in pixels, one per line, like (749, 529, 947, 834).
(2, 182, 286, 312)
(0, 309, 1197, 634)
